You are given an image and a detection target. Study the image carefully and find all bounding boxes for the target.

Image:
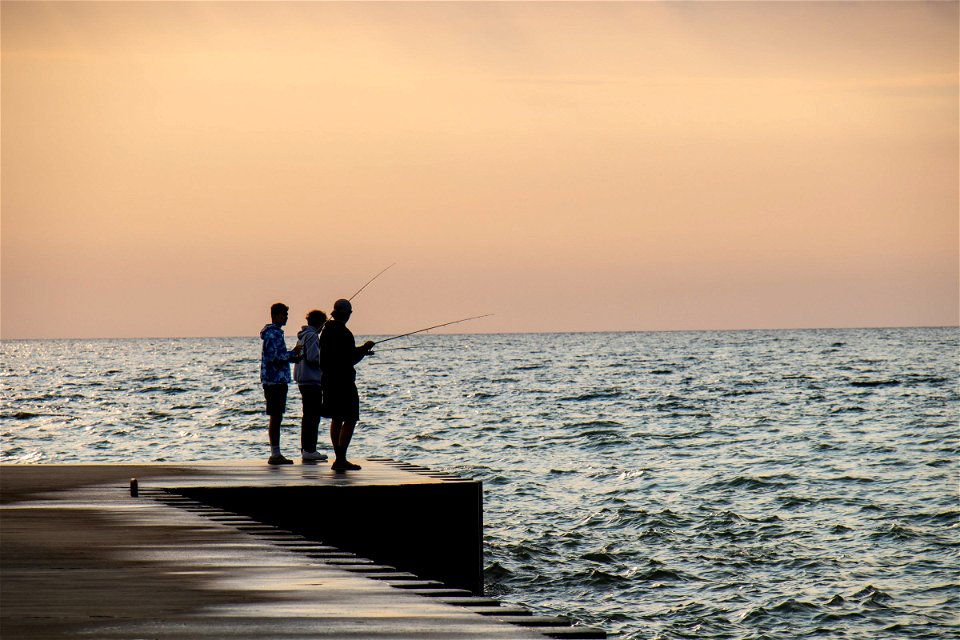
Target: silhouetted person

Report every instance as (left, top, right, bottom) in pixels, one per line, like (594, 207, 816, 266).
(319, 299, 374, 471)
(294, 309, 328, 463)
(260, 302, 302, 465)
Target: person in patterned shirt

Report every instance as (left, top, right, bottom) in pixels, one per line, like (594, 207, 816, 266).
(260, 302, 303, 465)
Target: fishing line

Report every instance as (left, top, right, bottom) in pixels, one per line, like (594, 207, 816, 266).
(348, 263, 396, 301)
(374, 314, 494, 345)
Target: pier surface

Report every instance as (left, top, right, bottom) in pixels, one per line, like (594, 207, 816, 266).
(1, 461, 603, 639)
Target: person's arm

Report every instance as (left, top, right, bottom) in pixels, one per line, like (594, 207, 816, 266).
(352, 340, 375, 365)
(288, 343, 304, 363)
(266, 330, 301, 364)
(303, 332, 320, 368)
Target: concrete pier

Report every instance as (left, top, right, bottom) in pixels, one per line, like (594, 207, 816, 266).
(1, 461, 606, 639)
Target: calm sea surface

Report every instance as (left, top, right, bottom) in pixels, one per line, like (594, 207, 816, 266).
(2, 328, 958, 639)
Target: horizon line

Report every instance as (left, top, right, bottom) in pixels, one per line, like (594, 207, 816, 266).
(2, 324, 957, 342)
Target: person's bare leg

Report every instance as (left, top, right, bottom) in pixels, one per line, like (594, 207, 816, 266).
(331, 420, 361, 470)
(269, 414, 282, 448)
(267, 414, 292, 464)
(330, 419, 343, 456)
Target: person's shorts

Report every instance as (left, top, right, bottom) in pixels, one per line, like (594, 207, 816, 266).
(263, 383, 288, 417)
(320, 379, 360, 422)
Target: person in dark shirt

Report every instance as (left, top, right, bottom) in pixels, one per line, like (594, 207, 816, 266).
(319, 298, 374, 471)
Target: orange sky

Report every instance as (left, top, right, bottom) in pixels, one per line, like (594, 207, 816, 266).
(2, 1, 957, 338)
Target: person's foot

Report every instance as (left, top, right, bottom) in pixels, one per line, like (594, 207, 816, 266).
(301, 450, 329, 462)
(331, 460, 362, 471)
(268, 454, 294, 465)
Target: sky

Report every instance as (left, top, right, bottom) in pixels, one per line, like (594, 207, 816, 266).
(2, 1, 957, 339)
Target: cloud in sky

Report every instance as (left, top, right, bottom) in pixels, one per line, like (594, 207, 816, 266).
(2, 1, 957, 338)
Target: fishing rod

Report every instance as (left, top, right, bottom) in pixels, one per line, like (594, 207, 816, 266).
(375, 313, 494, 345)
(348, 262, 396, 301)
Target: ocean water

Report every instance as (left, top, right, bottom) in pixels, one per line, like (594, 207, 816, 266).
(2, 328, 957, 639)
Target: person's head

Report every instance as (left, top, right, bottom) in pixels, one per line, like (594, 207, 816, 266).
(306, 309, 327, 328)
(331, 298, 352, 322)
(270, 302, 289, 327)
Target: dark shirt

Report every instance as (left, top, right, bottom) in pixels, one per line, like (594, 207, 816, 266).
(318, 320, 368, 384)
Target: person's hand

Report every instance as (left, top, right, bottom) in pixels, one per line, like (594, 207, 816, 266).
(292, 344, 304, 356)
(362, 341, 375, 351)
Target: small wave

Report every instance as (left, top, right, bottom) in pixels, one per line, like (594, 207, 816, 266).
(560, 389, 623, 402)
(769, 598, 821, 615)
(851, 585, 893, 606)
(700, 474, 796, 492)
(483, 474, 511, 486)
(581, 550, 614, 563)
(633, 566, 690, 582)
(739, 598, 821, 622)
(831, 405, 866, 413)
(567, 420, 624, 430)
(904, 509, 959, 526)
(918, 582, 960, 596)
(651, 369, 673, 375)
(138, 385, 190, 394)
(904, 374, 951, 385)
(632, 509, 689, 529)
(578, 429, 621, 438)
(578, 432, 630, 451)
(638, 528, 667, 540)
(12, 449, 47, 463)
(513, 364, 544, 371)
(611, 507, 655, 528)
(779, 495, 816, 509)
(226, 408, 261, 416)
(9, 411, 40, 420)
(831, 474, 875, 484)
(871, 522, 922, 540)
(484, 561, 513, 580)
(667, 411, 712, 418)
(849, 379, 901, 388)
(617, 469, 645, 481)
(581, 568, 642, 586)
(14, 394, 59, 403)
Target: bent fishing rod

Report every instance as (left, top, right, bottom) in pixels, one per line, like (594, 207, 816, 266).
(349, 262, 396, 301)
(374, 313, 494, 345)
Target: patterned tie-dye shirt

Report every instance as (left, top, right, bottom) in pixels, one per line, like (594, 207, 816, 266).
(259, 324, 299, 385)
